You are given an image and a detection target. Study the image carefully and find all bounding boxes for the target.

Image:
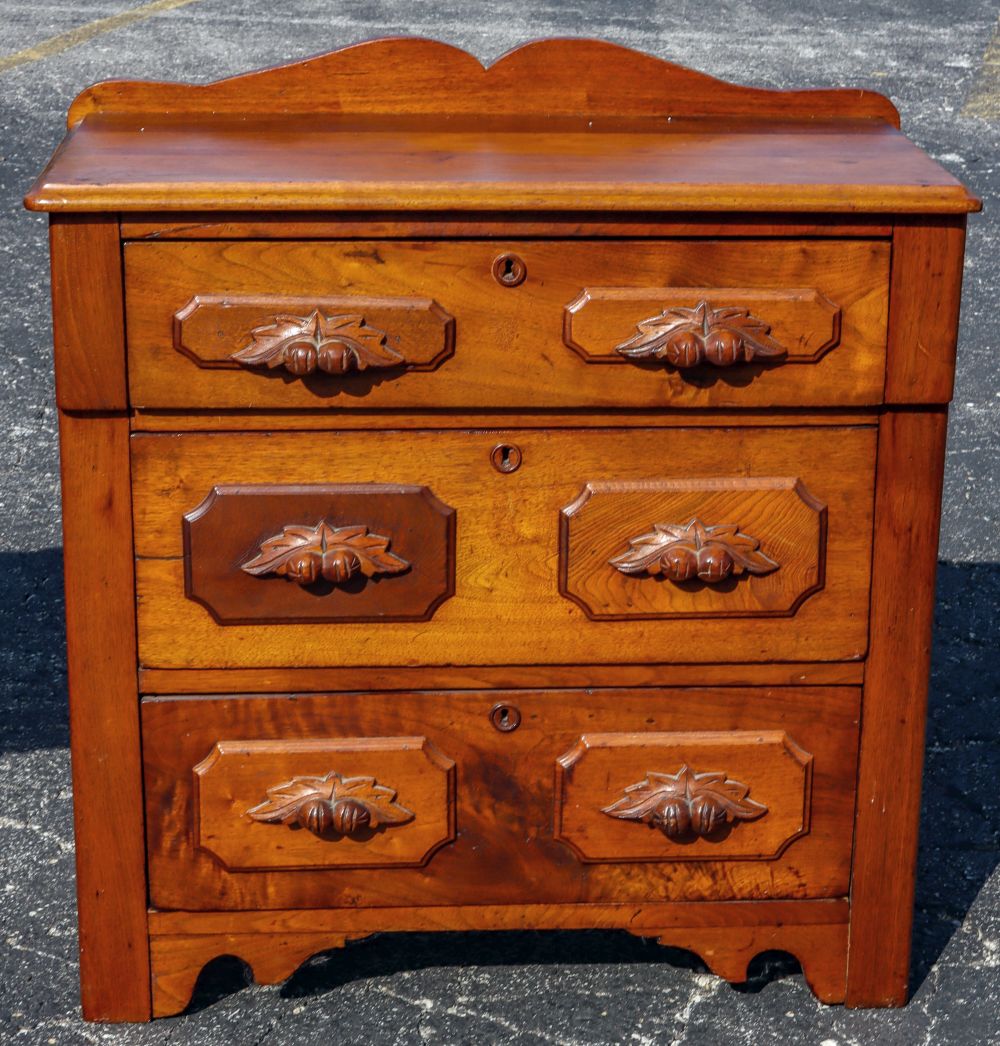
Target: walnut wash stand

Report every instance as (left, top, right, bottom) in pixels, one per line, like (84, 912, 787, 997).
(25, 38, 979, 1020)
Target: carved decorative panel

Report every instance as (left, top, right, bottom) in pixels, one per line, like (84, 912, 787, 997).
(601, 765, 767, 839)
(194, 736, 455, 871)
(608, 518, 779, 584)
(247, 771, 414, 837)
(555, 730, 812, 862)
(184, 484, 455, 624)
(564, 287, 841, 368)
(560, 478, 826, 620)
(231, 312, 403, 375)
(241, 522, 409, 586)
(173, 295, 455, 376)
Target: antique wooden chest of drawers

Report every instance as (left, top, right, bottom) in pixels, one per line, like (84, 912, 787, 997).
(25, 38, 979, 1020)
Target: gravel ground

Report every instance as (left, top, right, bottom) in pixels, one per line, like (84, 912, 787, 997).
(1, 2, 998, 1043)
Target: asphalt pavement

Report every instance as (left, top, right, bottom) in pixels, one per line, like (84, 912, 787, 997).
(1, 2, 998, 1043)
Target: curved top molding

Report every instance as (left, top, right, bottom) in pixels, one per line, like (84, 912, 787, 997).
(66, 36, 901, 128)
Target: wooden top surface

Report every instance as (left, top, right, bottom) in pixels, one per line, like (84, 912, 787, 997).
(24, 38, 979, 215)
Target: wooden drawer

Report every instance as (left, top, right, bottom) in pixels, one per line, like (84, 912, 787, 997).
(132, 425, 876, 668)
(124, 239, 889, 409)
(142, 687, 860, 910)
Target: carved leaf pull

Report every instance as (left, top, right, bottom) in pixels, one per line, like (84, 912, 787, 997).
(241, 521, 409, 586)
(602, 765, 767, 839)
(615, 300, 787, 369)
(231, 311, 404, 376)
(247, 771, 415, 837)
(609, 518, 778, 584)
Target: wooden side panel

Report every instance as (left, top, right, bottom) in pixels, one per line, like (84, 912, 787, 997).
(49, 215, 126, 410)
(846, 409, 948, 1006)
(58, 413, 149, 1020)
(885, 218, 967, 403)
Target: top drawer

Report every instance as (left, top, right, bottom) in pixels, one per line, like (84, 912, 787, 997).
(124, 239, 889, 410)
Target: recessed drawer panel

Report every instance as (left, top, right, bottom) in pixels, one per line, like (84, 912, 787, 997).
(132, 425, 876, 669)
(124, 239, 889, 409)
(142, 687, 860, 911)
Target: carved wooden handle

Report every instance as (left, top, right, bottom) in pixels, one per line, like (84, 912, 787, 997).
(602, 764, 767, 840)
(231, 310, 403, 376)
(241, 521, 409, 586)
(615, 300, 787, 368)
(247, 771, 415, 838)
(609, 518, 778, 583)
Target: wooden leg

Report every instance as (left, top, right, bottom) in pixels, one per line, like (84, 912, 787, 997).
(846, 409, 948, 1006)
(60, 413, 151, 1021)
(150, 933, 365, 1017)
(642, 922, 848, 1003)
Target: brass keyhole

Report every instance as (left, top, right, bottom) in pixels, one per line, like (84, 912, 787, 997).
(490, 703, 521, 732)
(492, 252, 527, 287)
(491, 443, 522, 473)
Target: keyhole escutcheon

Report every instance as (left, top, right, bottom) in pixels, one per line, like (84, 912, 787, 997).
(491, 443, 522, 473)
(490, 703, 522, 732)
(492, 252, 527, 287)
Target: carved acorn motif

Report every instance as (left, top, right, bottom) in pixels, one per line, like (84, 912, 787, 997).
(231, 311, 404, 377)
(241, 521, 408, 588)
(296, 796, 335, 835)
(609, 518, 778, 585)
(696, 542, 735, 583)
(247, 771, 414, 838)
(330, 798, 372, 836)
(283, 341, 320, 376)
(615, 301, 787, 370)
(603, 765, 767, 840)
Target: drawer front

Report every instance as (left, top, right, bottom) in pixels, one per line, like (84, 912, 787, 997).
(124, 239, 889, 409)
(132, 425, 876, 668)
(143, 687, 860, 910)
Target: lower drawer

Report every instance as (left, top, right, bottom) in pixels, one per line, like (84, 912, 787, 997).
(143, 686, 860, 910)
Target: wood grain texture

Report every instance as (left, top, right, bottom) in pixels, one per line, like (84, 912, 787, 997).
(119, 213, 895, 240)
(141, 687, 861, 911)
(123, 239, 890, 410)
(148, 913, 847, 1016)
(150, 932, 365, 1017)
(128, 409, 883, 432)
(175, 294, 454, 375)
(561, 478, 826, 619)
(568, 292, 836, 366)
(183, 484, 455, 624)
(25, 115, 977, 215)
(26, 37, 980, 216)
(885, 218, 968, 403)
(58, 413, 150, 1021)
(137, 661, 866, 694)
(130, 426, 877, 668)
(644, 922, 847, 1002)
(48, 215, 125, 410)
(846, 409, 948, 1007)
(556, 731, 812, 860)
(149, 897, 851, 935)
(193, 736, 455, 871)
(62, 38, 902, 126)
(148, 897, 848, 1016)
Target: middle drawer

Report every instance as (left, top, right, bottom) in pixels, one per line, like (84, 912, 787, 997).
(133, 425, 875, 669)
